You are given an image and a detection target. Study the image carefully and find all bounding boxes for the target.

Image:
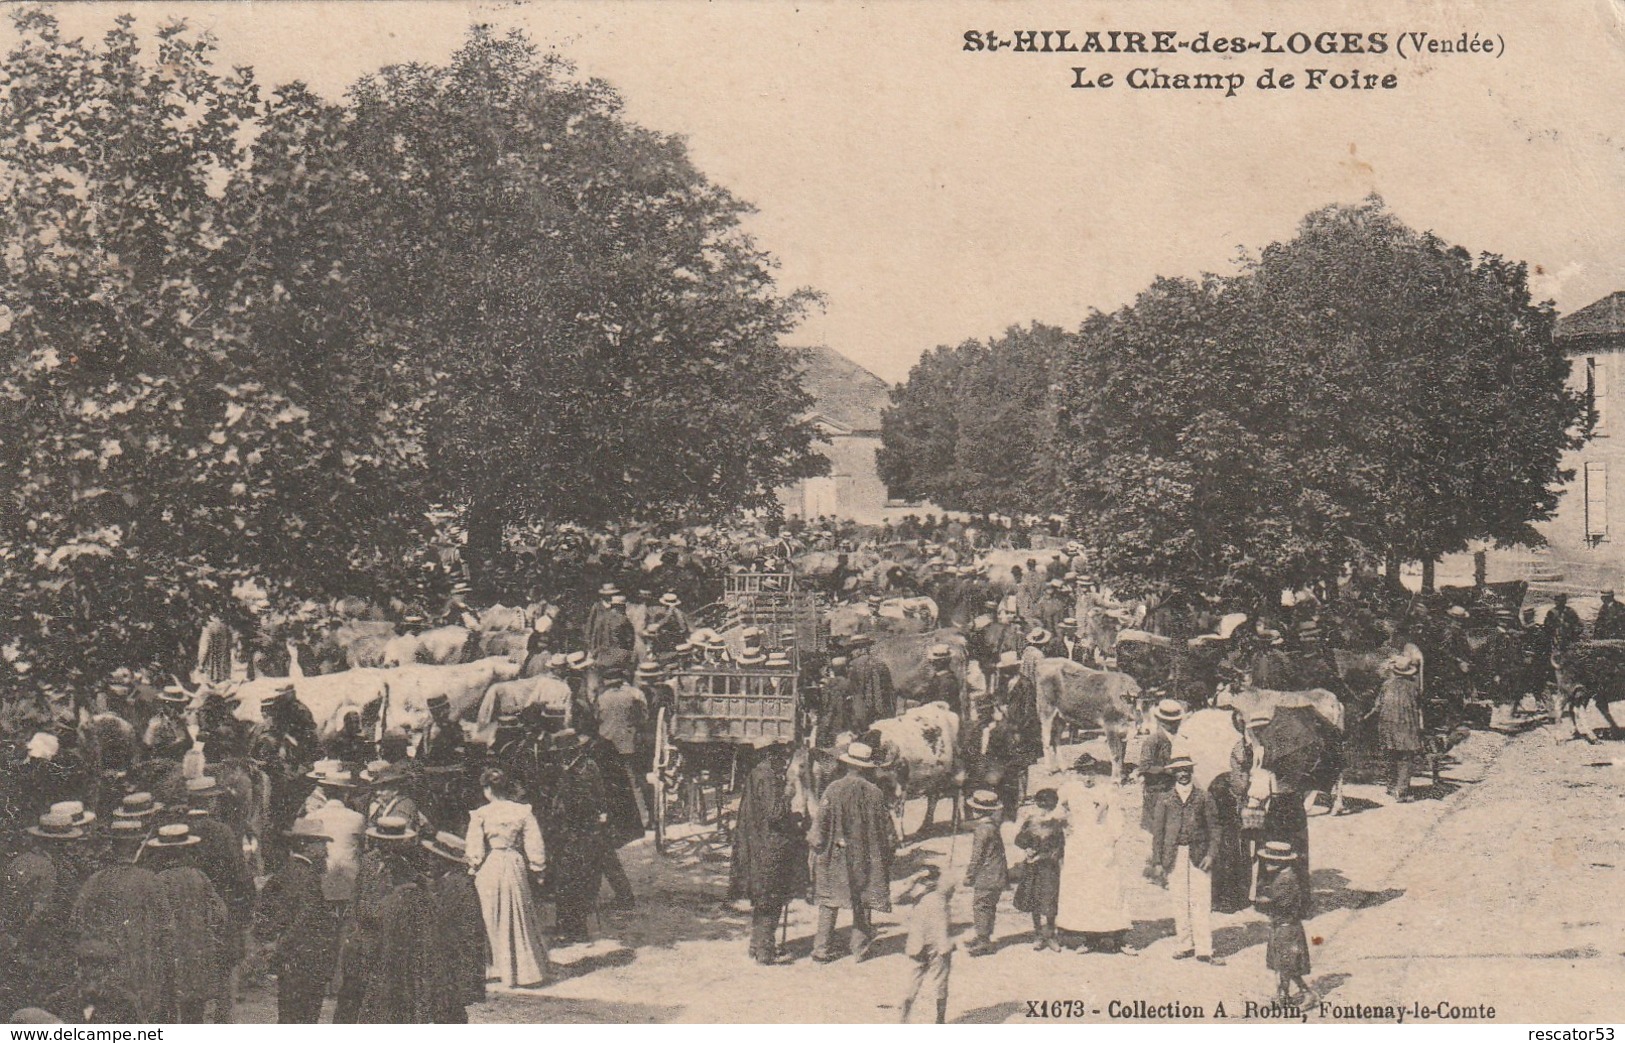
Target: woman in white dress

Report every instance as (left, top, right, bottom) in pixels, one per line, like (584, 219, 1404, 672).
(1056, 773, 1136, 954)
(465, 767, 550, 987)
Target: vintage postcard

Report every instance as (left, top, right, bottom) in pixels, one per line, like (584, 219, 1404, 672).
(1, 0, 1621, 1030)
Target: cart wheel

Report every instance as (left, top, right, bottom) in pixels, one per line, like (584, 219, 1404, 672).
(653, 706, 670, 854)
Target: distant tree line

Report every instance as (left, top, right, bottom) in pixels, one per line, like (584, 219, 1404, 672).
(878, 197, 1589, 601)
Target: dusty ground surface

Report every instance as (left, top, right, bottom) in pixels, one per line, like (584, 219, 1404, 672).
(231, 706, 1625, 1025)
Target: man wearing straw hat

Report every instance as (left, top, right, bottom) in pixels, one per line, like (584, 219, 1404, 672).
(811, 741, 895, 963)
(6, 809, 92, 1003)
(179, 776, 253, 1022)
(1149, 756, 1223, 965)
(253, 819, 337, 1023)
(69, 815, 167, 1022)
(144, 823, 231, 1021)
(1139, 699, 1186, 838)
(962, 789, 1009, 957)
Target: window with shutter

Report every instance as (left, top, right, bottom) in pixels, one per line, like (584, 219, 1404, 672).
(1586, 461, 1609, 545)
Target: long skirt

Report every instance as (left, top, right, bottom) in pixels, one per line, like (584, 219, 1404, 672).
(1056, 831, 1130, 934)
(474, 848, 550, 987)
(1207, 778, 1252, 914)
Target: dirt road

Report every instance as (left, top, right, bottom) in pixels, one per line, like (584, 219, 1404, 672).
(235, 714, 1624, 1024)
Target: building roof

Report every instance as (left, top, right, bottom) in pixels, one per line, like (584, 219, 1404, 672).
(793, 344, 892, 434)
(1557, 291, 1625, 343)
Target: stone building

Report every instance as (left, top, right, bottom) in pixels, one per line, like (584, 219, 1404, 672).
(776, 345, 896, 523)
(1539, 291, 1625, 584)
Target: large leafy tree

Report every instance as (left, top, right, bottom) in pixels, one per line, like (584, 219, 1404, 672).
(1062, 197, 1586, 601)
(245, 28, 825, 593)
(0, 12, 430, 700)
(878, 323, 1068, 515)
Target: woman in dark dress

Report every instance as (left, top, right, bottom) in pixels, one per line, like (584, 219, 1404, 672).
(1207, 739, 1253, 914)
(1012, 789, 1064, 951)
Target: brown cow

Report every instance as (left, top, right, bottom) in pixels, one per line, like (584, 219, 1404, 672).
(1033, 657, 1139, 780)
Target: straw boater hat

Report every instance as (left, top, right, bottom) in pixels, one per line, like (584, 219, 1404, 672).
(1026, 627, 1052, 647)
(365, 814, 419, 844)
(113, 792, 163, 819)
(1164, 755, 1196, 775)
(146, 823, 201, 849)
(764, 651, 792, 669)
(158, 684, 191, 706)
(421, 830, 467, 863)
(736, 649, 767, 666)
(611, 594, 627, 607)
(673, 641, 694, 657)
(966, 789, 1001, 813)
(48, 801, 94, 827)
(1059, 617, 1079, 631)
(1152, 699, 1188, 724)
(306, 761, 354, 787)
(635, 660, 665, 680)
(547, 652, 569, 670)
(927, 643, 953, 662)
(659, 592, 681, 607)
(1258, 841, 1299, 862)
(107, 819, 148, 843)
(838, 741, 879, 769)
(598, 583, 619, 598)
(565, 651, 595, 671)
(27, 813, 83, 840)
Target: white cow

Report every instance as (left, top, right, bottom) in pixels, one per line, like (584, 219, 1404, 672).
(230, 657, 520, 737)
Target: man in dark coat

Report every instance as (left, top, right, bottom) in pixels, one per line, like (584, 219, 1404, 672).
(845, 636, 896, 733)
(811, 743, 895, 963)
(69, 819, 169, 1022)
(422, 832, 487, 1011)
(253, 820, 338, 1023)
(729, 744, 810, 965)
(919, 646, 962, 721)
(144, 824, 231, 1022)
(1545, 594, 1585, 654)
(1596, 590, 1625, 640)
(1139, 700, 1184, 836)
(818, 657, 856, 745)
(182, 777, 255, 1020)
(1149, 756, 1222, 964)
(575, 709, 642, 910)
(537, 731, 610, 944)
(358, 848, 463, 1024)
(419, 696, 466, 767)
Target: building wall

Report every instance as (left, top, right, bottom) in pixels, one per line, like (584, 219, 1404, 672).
(777, 432, 891, 523)
(1538, 349, 1625, 580)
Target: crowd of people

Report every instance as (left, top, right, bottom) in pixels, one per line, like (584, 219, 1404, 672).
(2, 513, 1605, 1024)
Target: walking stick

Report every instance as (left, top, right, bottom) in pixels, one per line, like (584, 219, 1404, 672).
(780, 899, 791, 951)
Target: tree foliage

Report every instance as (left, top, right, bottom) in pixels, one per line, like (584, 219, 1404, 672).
(0, 14, 825, 697)
(1062, 197, 1586, 600)
(0, 12, 433, 696)
(877, 323, 1067, 515)
(244, 28, 825, 590)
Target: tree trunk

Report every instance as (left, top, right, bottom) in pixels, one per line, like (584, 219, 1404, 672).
(1474, 550, 1487, 588)
(1421, 557, 1436, 594)
(1384, 547, 1403, 592)
(465, 498, 504, 601)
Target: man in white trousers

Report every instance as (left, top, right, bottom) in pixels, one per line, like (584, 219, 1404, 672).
(1149, 755, 1225, 965)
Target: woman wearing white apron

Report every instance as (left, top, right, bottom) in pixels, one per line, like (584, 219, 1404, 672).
(1056, 774, 1136, 954)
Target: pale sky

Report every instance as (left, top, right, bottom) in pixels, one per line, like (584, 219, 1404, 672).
(20, 0, 1625, 382)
